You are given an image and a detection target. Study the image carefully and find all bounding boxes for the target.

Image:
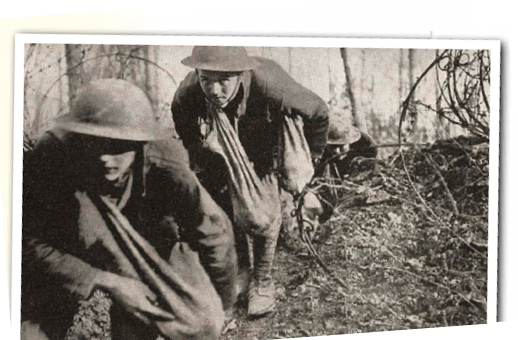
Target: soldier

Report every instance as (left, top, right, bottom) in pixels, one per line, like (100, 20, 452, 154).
(311, 120, 378, 224)
(21, 79, 237, 340)
(171, 46, 329, 317)
(323, 120, 378, 176)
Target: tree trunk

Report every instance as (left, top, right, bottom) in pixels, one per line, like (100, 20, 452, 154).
(398, 49, 405, 105)
(340, 48, 365, 130)
(407, 49, 418, 134)
(65, 44, 86, 103)
(435, 55, 446, 140)
(64, 44, 157, 114)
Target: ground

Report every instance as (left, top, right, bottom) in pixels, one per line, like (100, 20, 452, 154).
(66, 136, 489, 340)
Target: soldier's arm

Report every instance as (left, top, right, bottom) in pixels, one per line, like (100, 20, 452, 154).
(24, 230, 173, 322)
(293, 100, 330, 161)
(170, 71, 202, 152)
(171, 95, 192, 149)
(146, 139, 238, 309)
(255, 58, 330, 159)
(23, 132, 105, 300)
(23, 235, 103, 301)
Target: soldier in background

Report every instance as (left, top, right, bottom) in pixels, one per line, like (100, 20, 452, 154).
(323, 120, 378, 176)
(314, 119, 378, 224)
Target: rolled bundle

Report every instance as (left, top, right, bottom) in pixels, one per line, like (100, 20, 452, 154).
(98, 196, 224, 340)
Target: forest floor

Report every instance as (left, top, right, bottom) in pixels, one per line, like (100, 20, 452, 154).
(67, 136, 490, 340)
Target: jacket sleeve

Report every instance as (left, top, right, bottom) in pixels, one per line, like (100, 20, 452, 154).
(289, 99, 329, 160)
(23, 235, 102, 300)
(171, 94, 193, 150)
(22, 131, 103, 301)
(171, 71, 203, 152)
(146, 139, 238, 309)
(276, 78, 329, 159)
(253, 57, 330, 159)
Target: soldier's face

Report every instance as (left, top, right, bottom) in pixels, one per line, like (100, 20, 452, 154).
(99, 150, 136, 182)
(327, 144, 349, 159)
(197, 70, 241, 107)
(71, 134, 141, 183)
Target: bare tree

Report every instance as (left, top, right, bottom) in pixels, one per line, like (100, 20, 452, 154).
(65, 44, 86, 102)
(435, 52, 447, 140)
(340, 48, 366, 130)
(407, 49, 418, 135)
(398, 49, 405, 105)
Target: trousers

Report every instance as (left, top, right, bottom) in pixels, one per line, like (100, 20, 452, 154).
(202, 171, 281, 286)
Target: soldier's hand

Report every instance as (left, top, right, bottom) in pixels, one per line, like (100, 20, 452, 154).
(96, 272, 175, 325)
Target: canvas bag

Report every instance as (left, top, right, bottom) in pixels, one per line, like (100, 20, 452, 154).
(277, 115, 314, 194)
(276, 115, 324, 249)
(96, 196, 225, 340)
(203, 106, 281, 237)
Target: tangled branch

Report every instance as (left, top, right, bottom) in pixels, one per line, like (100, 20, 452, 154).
(436, 50, 490, 140)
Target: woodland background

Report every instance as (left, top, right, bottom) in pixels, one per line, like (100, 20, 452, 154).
(23, 44, 473, 150)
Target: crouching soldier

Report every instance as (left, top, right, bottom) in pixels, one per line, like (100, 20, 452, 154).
(314, 119, 378, 223)
(171, 46, 329, 317)
(323, 120, 377, 176)
(21, 79, 237, 340)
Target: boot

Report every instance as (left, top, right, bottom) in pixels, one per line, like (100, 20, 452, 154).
(247, 279, 276, 317)
(247, 234, 278, 317)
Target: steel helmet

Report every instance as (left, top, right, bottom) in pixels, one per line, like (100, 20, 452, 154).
(55, 79, 164, 141)
(327, 120, 361, 146)
(181, 46, 260, 72)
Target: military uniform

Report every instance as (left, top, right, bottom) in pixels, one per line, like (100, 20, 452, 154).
(171, 47, 329, 316)
(21, 79, 237, 340)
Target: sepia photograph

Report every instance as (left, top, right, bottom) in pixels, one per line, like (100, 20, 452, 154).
(13, 35, 500, 340)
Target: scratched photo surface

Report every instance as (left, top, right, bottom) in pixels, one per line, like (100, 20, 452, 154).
(21, 44, 492, 340)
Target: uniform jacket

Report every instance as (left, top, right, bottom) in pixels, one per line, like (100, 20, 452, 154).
(171, 57, 329, 178)
(22, 129, 238, 315)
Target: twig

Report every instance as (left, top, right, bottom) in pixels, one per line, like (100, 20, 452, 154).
(421, 152, 459, 215)
(479, 50, 491, 112)
(338, 178, 485, 221)
(301, 227, 350, 292)
(398, 50, 449, 143)
(442, 311, 449, 327)
(361, 264, 484, 312)
(288, 318, 312, 337)
(399, 149, 485, 257)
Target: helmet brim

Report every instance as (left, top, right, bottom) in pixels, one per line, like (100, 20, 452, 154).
(181, 56, 260, 72)
(55, 114, 169, 141)
(327, 126, 362, 145)
(326, 139, 349, 146)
